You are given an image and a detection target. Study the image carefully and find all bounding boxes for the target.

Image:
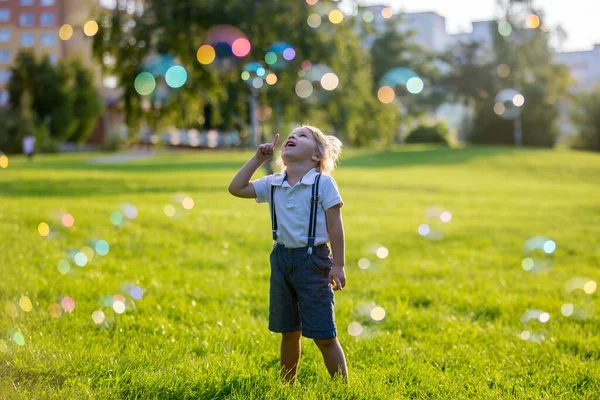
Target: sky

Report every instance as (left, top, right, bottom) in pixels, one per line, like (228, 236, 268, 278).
(340, 0, 599, 52)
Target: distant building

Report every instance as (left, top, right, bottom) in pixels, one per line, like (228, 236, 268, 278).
(555, 45, 600, 91)
(0, 0, 142, 144)
(358, 5, 598, 91)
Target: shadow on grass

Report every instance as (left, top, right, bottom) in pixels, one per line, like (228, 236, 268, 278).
(339, 146, 517, 169)
(12, 159, 245, 173)
(0, 178, 225, 197)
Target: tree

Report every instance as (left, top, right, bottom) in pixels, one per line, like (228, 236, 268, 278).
(467, 12, 571, 146)
(6, 50, 103, 145)
(571, 89, 600, 152)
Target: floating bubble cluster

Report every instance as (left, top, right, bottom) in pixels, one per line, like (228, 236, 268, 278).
(418, 207, 452, 241)
(265, 41, 296, 71)
(520, 309, 550, 342)
(197, 25, 251, 71)
(494, 88, 525, 120)
(377, 67, 424, 104)
(296, 64, 339, 105)
(521, 236, 555, 273)
(562, 277, 596, 319)
(242, 62, 276, 90)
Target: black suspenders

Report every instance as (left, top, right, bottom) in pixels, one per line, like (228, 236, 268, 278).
(270, 173, 322, 255)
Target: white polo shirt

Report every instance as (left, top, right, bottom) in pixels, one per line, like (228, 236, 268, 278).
(251, 168, 344, 248)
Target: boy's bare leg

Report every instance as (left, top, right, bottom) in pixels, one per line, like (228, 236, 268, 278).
(314, 337, 348, 382)
(280, 331, 302, 383)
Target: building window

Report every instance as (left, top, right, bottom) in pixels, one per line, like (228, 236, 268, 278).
(0, 9, 9, 23)
(0, 69, 12, 84)
(41, 33, 55, 46)
(40, 0, 55, 5)
(40, 12, 54, 26)
(20, 0, 34, 6)
(0, 50, 9, 63)
(20, 33, 35, 46)
(20, 12, 34, 26)
(0, 29, 9, 42)
(0, 90, 8, 106)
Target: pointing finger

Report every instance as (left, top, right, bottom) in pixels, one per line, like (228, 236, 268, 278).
(271, 133, 279, 148)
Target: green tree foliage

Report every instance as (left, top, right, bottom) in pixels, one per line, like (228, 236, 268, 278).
(6, 50, 103, 145)
(93, 0, 417, 146)
(405, 122, 450, 145)
(571, 89, 600, 152)
(466, 13, 571, 146)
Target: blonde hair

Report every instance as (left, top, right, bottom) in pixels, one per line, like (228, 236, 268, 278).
(276, 125, 343, 175)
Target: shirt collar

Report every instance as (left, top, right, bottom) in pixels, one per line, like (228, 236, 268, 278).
(271, 167, 319, 187)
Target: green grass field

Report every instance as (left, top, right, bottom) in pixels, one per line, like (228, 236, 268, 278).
(1, 146, 599, 399)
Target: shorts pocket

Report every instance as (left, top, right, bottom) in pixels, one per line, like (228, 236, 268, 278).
(308, 248, 333, 275)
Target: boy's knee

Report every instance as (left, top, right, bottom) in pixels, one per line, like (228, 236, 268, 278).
(313, 337, 337, 348)
(281, 331, 302, 341)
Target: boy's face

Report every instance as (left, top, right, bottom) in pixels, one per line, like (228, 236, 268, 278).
(281, 128, 320, 164)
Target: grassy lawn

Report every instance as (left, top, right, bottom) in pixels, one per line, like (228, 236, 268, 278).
(1, 145, 599, 399)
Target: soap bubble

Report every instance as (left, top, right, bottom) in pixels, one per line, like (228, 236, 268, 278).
(377, 67, 424, 104)
(520, 309, 550, 343)
(296, 64, 339, 105)
(521, 237, 555, 273)
(494, 88, 524, 120)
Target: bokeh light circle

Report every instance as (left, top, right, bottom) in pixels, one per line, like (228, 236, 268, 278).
(74, 252, 88, 267)
(320, 73, 339, 91)
(406, 77, 424, 94)
(526, 14, 540, 29)
(498, 21, 512, 37)
(381, 7, 393, 19)
(38, 222, 50, 237)
(164, 205, 176, 217)
(92, 310, 105, 324)
(307, 13, 322, 28)
(19, 296, 32, 312)
(363, 11, 374, 22)
(134, 72, 156, 96)
(231, 38, 251, 57)
(12, 332, 25, 346)
(61, 297, 75, 313)
(197, 45, 216, 65)
(377, 86, 395, 104)
(83, 20, 99, 37)
(358, 258, 370, 270)
(129, 285, 144, 300)
(94, 240, 110, 256)
(59, 24, 73, 40)
(329, 10, 344, 24)
(497, 64, 511, 78)
(113, 300, 126, 314)
(370, 306, 386, 321)
(62, 213, 74, 228)
(348, 322, 363, 337)
(165, 66, 187, 88)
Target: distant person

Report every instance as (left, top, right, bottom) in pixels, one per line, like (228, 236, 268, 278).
(22, 135, 36, 161)
(228, 125, 347, 384)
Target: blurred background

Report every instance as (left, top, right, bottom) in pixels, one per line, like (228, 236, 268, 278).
(0, 0, 599, 158)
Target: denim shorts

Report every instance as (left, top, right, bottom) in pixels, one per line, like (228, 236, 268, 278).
(268, 243, 337, 339)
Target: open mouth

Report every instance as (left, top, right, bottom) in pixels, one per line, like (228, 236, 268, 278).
(285, 142, 296, 148)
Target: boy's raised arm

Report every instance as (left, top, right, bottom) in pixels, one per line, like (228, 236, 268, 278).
(228, 134, 279, 198)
